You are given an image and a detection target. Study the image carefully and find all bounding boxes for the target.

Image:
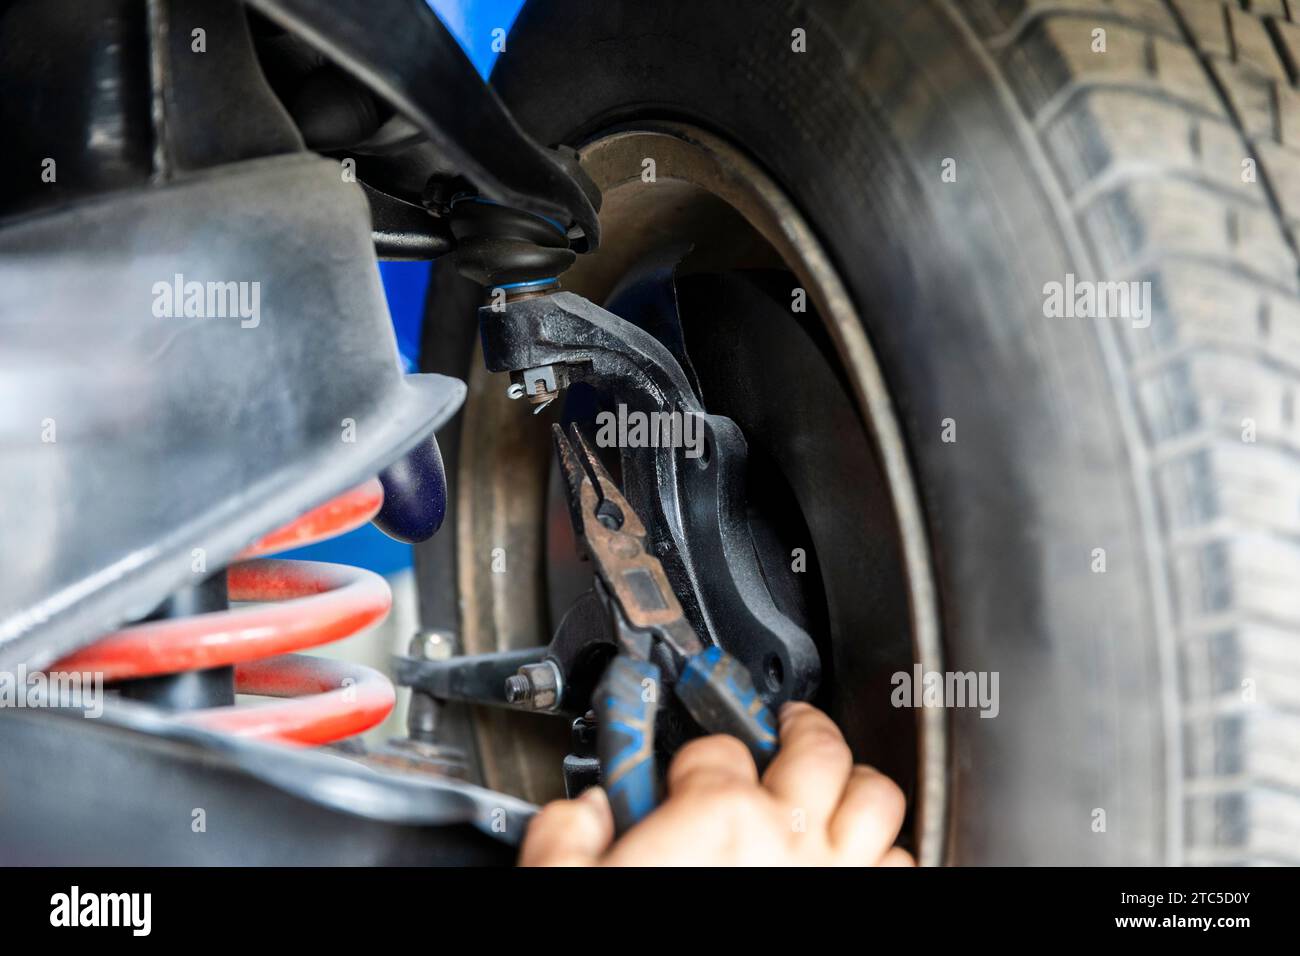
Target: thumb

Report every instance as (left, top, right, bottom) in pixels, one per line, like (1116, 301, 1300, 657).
(518, 787, 615, 866)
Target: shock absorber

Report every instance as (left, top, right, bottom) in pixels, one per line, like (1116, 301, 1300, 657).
(52, 480, 397, 746)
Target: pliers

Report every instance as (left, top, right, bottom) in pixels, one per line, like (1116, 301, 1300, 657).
(552, 423, 778, 833)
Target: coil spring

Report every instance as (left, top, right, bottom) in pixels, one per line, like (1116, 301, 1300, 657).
(53, 480, 396, 746)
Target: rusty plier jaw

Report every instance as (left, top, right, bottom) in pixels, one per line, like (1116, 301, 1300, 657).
(551, 423, 703, 661)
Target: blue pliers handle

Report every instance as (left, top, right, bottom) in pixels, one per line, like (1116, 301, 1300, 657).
(677, 645, 779, 768)
(595, 647, 778, 834)
(594, 655, 661, 829)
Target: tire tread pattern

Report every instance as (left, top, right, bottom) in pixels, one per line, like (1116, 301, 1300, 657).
(966, 0, 1300, 863)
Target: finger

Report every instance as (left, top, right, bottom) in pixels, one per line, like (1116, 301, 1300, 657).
(518, 787, 614, 866)
(666, 733, 759, 797)
(760, 702, 854, 821)
(879, 847, 917, 867)
(828, 765, 908, 862)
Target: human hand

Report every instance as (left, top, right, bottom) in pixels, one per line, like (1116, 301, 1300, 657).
(520, 701, 915, 866)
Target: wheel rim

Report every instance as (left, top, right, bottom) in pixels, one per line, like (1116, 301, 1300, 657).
(456, 122, 947, 865)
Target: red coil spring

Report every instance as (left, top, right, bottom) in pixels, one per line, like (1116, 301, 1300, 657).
(53, 480, 396, 746)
